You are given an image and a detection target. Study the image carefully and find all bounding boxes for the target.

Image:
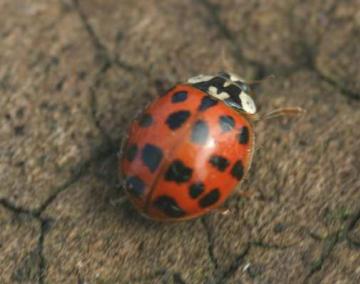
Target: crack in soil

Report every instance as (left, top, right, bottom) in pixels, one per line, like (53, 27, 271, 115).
(201, 218, 219, 272)
(88, 66, 115, 148)
(2, 195, 64, 284)
(1, 137, 116, 283)
(199, 214, 298, 284)
(305, 231, 340, 281)
(287, 5, 360, 102)
(31, 135, 116, 217)
(288, 38, 360, 102)
(7, 1, 139, 280)
(199, 0, 360, 102)
(213, 238, 300, 284)
(34, 162, 90, 216)
(37, 218, 53, 284)
(305, 207, 360, 282)
(208, 210, 359, 283)
(214, 243, 251, 284)
(71, 0, 147, 76)
(71, 0, 111, 67)
(345, 207, 360, 248)
(313, 68, 360, 101)
(0, 199, 52, 284)
(0, 198, 35, 217)
(71, 0, 147, 147)
(198, 0, 267, 79)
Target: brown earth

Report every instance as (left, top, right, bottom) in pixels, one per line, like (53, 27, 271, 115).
(0, 0, 359, 283)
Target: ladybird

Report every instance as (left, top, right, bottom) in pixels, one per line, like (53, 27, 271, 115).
(120, 72, 299, 221)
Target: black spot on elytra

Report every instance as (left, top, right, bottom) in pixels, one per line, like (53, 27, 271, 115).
(198, 96, 218, 111)
(209, 155, 230, 172)
(238, 126, 249, 144)
(166, 110, 191, 130)
(126, 176, 145, 197)
(231, 160, 244, 180)
(191, 120, 209, 145)
(142, 144, 163, 172)
(172, 91, 188, 103)
(165, 159, 193, 183)
(138, 113, 153, 127)
(192, 75, 244, 111)
(199, 188, 220, 208)
(189, 182, 204, 199)
(126, 144, 138, 162)
(219, 115, 235, 132)
(153, 195, 186, 218)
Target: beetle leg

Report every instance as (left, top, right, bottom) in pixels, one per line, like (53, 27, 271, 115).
(262, 107, 305, 120)
(110, 196, 127, 206)
(216, 207, 231, 216)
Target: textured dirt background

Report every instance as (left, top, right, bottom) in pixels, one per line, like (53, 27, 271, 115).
(1, 0, 359, 283)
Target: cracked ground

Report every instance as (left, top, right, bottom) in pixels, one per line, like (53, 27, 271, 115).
(0, 0, 360, 283)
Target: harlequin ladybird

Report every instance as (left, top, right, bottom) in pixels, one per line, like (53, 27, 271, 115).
(120, 72, 297, 221)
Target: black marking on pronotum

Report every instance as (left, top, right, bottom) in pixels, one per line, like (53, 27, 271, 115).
(198, 96, 218, 111)
(126, 143, 138, 162)
(194, 76, 242, 98)
(199, 188, 220, 208)
(165, 159, 193, 183)
(126, 176, 145, 197)
(231, 160, 244, 180)
(191, 75, 245, 111)
(219, 115, 235, 132)
(142, 144, 163, 172)
(138, 113, 153, 127)
(153, 195, 186, 218)
(166, 110, 191, 130)
(191, 120, 209, 145)
(172, 91, 188, 103)
(238, 126, 249, 144)
(209, 155, 230, 172)
(189, 182, 205, 199)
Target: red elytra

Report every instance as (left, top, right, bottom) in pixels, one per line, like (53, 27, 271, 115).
(120, 72, 301, 221)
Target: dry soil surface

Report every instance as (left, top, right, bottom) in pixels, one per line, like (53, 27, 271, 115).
(1, 0, 360, 283)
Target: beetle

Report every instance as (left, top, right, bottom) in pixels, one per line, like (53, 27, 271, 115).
(120, 72, 302, 221)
